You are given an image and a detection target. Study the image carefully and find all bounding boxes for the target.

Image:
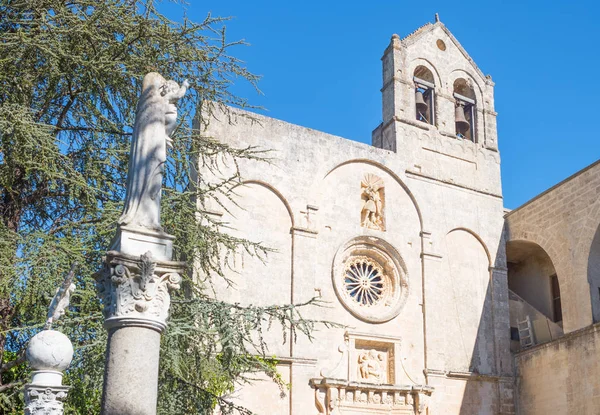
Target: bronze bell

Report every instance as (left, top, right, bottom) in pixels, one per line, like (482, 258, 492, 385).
(415, 90, 428, 117)
(455, 103, 470, 135)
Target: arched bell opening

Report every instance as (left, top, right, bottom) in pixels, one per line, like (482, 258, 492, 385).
(414, 66, 435, 125)
(453, 78, 476, 142)
(507, 240, 564, 350)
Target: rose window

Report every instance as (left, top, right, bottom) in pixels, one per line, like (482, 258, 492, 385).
(332, 237, 409, 323)
(344, 257, 385, 306)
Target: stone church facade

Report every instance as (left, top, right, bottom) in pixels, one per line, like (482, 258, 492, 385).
(201, 20, 600, 415)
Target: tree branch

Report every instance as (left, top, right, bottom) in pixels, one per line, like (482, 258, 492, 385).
(0, 350, 25, 374)
(0, 382, 20, 393)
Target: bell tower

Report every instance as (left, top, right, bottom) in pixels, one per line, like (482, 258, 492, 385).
(372, 17, 501, 196)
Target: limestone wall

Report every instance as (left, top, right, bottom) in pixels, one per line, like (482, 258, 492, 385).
(193, 17, 600, 415)
(505, 160, 600, 333)
(200, 103, 512, 414)
(516, 322, 600, 414)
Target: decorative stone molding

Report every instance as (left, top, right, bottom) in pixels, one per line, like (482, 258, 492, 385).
(424, 368, 514, 383)
(24, 385, 70, 415)
(290, 226, 319, 238)
(319, 342, 349, 378)
(395, 116, 431, 131)
(95, 250, 184, 332)
(110, 225, 175, 262)
(333, 237, 408, 323)
(310, 378, 433, 415)
(405, 169, 503, 199)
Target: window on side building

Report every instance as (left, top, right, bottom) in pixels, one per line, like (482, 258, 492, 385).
(551, 274, 562, 323)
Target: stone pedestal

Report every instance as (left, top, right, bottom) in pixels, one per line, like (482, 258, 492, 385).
(96, 227, 184, 415)
(109, 225, 175, 262)
(24, 330, 74, 415)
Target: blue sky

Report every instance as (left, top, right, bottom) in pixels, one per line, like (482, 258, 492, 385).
(164, 1, 599, 209)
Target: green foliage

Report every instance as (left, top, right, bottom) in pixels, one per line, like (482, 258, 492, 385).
(0, 1, 334, 413)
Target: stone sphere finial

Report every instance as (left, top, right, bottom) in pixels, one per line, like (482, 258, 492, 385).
(391, 34, 400, 40)
(27, 330, 74, 372)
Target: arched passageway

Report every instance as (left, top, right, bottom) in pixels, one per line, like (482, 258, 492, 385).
(507, 240, 563, 350)
(587, 225, 600, 322)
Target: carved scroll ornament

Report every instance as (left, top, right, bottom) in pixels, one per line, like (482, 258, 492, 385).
(95, 251, 184, 332)
(24, 385, 69, 415)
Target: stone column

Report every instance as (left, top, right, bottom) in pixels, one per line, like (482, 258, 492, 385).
(96, 73, 188, 414)
(95, 229, 185, 415)
(24, 330, 74, 415)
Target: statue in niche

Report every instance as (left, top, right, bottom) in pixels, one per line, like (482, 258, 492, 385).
(358, 349, 385, 382)
(361, 173, 385, 231)
(118, 73, 189, 231)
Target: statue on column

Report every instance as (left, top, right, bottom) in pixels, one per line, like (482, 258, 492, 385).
(25, 267, 76, 415)
(97, 73, 187, 415)
(118, 73, 189, 231)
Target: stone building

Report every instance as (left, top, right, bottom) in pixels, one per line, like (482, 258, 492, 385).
(200, 18, 600, 415)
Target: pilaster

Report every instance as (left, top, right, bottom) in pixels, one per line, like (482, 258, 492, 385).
(420, 231, 443, 372)
(490, 266, 513, 376)
(381, 34, 407, 126)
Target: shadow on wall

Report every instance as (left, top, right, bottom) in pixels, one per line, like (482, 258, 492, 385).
(440, 229, 494, 375)
(587, 226, 600, 323)
(434, 228, 507, 414)
(454, 226, 514, 414)
(454, 222, 569, 414)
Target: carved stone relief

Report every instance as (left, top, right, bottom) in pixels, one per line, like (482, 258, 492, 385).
(312, 333, 433, 414)
(358, 349, 386, 382)
(351, 337, 395, 385)
(361, 173, 385, 231)
(311, 378, 433, 415)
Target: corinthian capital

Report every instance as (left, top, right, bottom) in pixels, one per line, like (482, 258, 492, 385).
(95, 250, 185, 332)
(24, 385, 70, 415)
